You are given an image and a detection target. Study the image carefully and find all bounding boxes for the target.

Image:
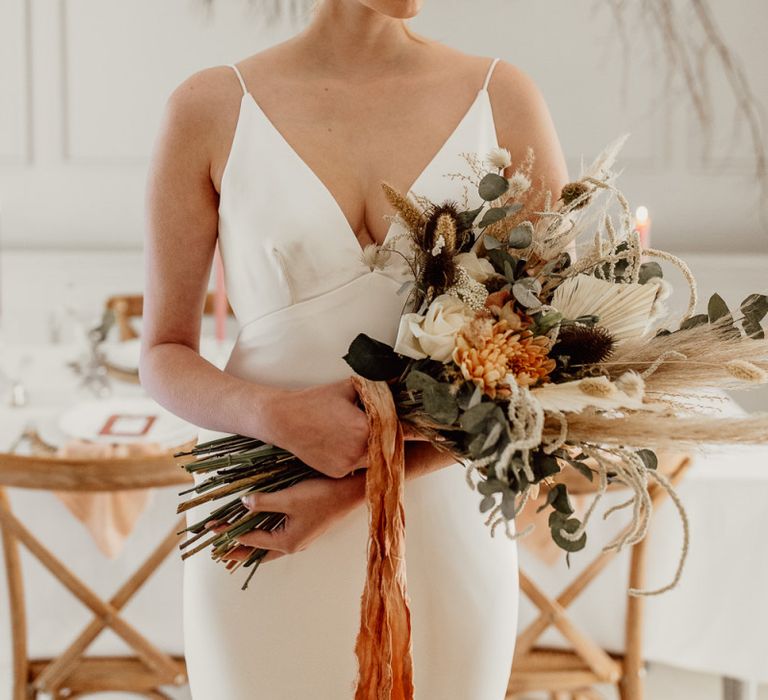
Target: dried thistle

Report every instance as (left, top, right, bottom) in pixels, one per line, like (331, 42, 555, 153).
(559, 181, 593, 210)
(551, 325, 616, 367)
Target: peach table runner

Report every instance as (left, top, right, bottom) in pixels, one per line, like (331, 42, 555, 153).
(52, 439, 167, 558)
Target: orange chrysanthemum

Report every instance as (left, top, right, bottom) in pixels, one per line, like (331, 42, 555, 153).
(452, 317, 556, 398)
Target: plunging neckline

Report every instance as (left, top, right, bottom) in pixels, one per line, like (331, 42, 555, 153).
(236, 87, 490, 255)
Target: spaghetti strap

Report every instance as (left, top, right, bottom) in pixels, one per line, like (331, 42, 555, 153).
(482, 56, 501, 91)
(228, 63, 248, 96)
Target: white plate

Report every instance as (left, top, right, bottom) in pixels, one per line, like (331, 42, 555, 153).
(102, 336, 234, 373)
(54, 397, 198, 448)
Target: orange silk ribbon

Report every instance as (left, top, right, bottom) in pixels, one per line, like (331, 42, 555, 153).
(350, 375, 415, 700)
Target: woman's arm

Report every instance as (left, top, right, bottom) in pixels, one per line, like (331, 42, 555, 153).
(491, 59, 571, 215)
(140, 68, 369, 479)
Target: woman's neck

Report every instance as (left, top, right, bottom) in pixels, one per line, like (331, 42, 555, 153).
(288, 0, 428, 83)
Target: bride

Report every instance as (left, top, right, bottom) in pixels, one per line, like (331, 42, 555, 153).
(140, 0, 569, 697)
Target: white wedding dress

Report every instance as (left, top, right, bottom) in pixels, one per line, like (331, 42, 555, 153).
(182, 56, 519, 699)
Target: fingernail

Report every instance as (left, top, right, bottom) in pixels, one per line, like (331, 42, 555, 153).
(241, 494, 252, 508)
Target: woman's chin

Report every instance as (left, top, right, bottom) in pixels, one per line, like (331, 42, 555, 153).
(365, 0, 423, 20)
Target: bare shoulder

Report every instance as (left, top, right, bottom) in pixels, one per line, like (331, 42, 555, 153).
(152, 64, 251, 190)
(160, 65, 241, 138)
(486, 59, 570, 194)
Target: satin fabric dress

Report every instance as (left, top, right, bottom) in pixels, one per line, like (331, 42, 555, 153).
(181, 56, 519, 699)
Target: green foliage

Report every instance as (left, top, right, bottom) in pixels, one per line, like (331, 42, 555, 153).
(478, 173, 509, 201)
(638, 261, 663, 284)
(343, 333, 407, 380)
(741, 293, 768, 339)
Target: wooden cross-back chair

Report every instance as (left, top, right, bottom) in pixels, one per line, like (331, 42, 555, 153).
(105, 292, 234, 342)
(0, 450, 196, 699)
(507, 450, 692, 700)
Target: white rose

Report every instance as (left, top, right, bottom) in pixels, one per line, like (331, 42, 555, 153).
(394, 294, 474, 362)
(454, 252, 496, 283)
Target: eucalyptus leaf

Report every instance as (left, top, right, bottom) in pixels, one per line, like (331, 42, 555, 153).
(422, 382, 459, 424)
(468, 431, 491, 458)
(405, 369, 438, 392)
(532, 453, 560, 481)
(487, 249, 517, 276)
(565, 459, 594, 482)
(636, 448, 658, 470)
(478, 207, 508, 229)
(549, 483, 574, 515)
(479, 494, 496, 513)
(467, 384, 483, 409)
(455, 381, 478, 410)
(456, 204, 484, 229)
(679, 314, 709, 331)
(551, 517, 587, 552)
(708, 293, 732, 323)
(482, 234, 502, 249)
(460, 401, 496, 433)
(500, 491, 517, 520)
(512, 277, 543, 309)
(743, 318, 765, 339)
(741, 293, 768, 339)
(478, 173, 509, 201)
(507, 223, 533, 249)
(741, 293, 768, 322)
(478, 477, 506, 496)
(638, 261, 663, 284)
(481, 421, 504, 452)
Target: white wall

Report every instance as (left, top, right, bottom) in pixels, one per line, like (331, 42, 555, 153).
(0, 0, 767, 253)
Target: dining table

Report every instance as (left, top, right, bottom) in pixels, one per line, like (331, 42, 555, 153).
(0, 337, 767, 700)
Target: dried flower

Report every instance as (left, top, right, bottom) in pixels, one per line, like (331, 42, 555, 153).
(486, 147, 512, 170)
(559, 181, 592, 209)
(452, 318, 556, 398)
(615, 370, 645, 400)
(359, 242, 392, 271)
(431, 234, 446, 256)
(507, 172, 532, 198)
(578, 376, 617, 398)
(381, 182, 426, 236)
(444, 265, 489, 310)
(551, 274, 658, 342)
(725, 359, 768, 383)
(551, 324, 615, 366)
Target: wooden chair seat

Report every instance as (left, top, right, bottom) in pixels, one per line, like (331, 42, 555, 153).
(0, 450, 196, 699)
(26, 654, 187, 699)
(507, 450, 692, 700)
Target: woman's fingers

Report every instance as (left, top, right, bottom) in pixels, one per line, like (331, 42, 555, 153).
(221, 544, 285, 564)
(241, 489, 293, 513)
(234, 524, 295, 552)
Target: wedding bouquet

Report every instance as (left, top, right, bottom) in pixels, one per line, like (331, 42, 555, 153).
(175, 134, 768, 601)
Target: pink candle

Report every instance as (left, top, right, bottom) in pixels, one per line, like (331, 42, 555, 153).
(213, 243, 227, 343)
(634, 205, 652, 249)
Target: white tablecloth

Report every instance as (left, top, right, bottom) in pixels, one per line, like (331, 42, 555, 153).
(518, 421, 768, 683)
(0, 343, 201, 700)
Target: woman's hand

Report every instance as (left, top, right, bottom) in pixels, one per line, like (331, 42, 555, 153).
(212, 473, 366, 564)
(262, 376, 430, 478)
(264, 377, 369, 478)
